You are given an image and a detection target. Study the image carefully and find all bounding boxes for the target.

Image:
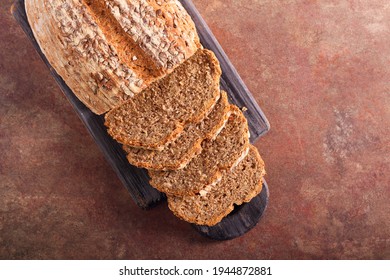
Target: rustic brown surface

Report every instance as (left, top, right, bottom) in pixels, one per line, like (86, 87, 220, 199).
(1, 0, 389, 259)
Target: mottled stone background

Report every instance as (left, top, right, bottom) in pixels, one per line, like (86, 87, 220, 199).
(0, 0, 389, 259)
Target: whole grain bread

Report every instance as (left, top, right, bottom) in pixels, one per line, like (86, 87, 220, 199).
(26, 0, 268, 229)
(167, 145, 266, 226)
(26, 0, 200, 114)
(105, 49, 222, 150)
(149, 105, 250, 196)
(123, 91, 231, 170)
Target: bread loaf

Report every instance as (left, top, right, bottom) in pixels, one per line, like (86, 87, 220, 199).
(26, 0, 267, 228)
(149, 106, 250, 196)
(26, 0, 200, 114)
(167, 145, 265, 226)
(104, 49, 222, 151)
(123, 91, 231, 170)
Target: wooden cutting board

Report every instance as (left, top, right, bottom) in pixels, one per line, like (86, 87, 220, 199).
(12, 0, 270, 240)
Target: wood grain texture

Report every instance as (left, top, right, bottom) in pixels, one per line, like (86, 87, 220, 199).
(12, 0, 270, 240)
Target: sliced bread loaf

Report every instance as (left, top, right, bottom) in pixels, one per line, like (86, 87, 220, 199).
(123, 91, 231, 170)
(149, 105, 250, 196)
(105, 49, 222, 150)
(167, 145, 266, 226)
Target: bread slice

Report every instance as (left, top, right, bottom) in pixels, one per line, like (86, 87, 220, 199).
(123, 91, 231, 170)
(167, 145, 266, 226)
(26, 0, 200, 114)
(105, 49, 222, 150)
(149, 105, 250, 196)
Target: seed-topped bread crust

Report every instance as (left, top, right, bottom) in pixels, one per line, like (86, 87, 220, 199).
(167, 145, 266, 226)
(105, 49, 222, 150)
(83, 0, 201, 81)
(123, 91, 231, 170)
(102, 0, 201, 72)
(149, 105, 250, 196)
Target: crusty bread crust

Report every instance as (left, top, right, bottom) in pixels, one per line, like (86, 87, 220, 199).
(26, 0, 138, 114)
(82, 0, 164, 82)
(101, 0, 201, 72)
(167, 145, 266, 226)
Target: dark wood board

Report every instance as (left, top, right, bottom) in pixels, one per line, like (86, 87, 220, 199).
(11, 0, 270, 240)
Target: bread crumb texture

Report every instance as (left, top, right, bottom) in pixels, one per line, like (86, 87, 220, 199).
(123, 91, 231, 170)
(167, 145, 266, 226)
(149, 105, 250, 196)
(105, 49, 221, 150)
